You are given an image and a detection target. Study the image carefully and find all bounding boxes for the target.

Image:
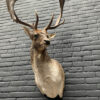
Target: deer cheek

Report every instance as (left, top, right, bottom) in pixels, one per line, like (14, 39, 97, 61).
(33, 41, 40, 48)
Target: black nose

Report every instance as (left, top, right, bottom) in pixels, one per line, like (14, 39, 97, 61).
(45, 40, 50, 45)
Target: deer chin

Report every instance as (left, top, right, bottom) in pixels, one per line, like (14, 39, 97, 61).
(35, 44, 47, 52)
(40, 44, 47, 50)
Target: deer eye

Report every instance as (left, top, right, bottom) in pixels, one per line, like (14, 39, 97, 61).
(34, 34, 39, 39)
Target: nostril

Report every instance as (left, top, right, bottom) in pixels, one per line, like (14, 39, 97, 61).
(45, 40, 50, 45)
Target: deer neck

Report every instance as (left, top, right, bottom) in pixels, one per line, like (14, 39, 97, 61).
(34, 49, 50, 62)
(31, 48, 51, 69)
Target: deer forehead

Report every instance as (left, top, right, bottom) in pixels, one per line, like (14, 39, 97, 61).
(34, 29, 49, 39)
(34, 29, 47, 34)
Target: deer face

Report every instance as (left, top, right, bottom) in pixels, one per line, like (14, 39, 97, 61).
(23, 27, 56, 51)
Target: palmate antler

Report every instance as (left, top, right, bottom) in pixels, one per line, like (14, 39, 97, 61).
(6, 0, 65, 30)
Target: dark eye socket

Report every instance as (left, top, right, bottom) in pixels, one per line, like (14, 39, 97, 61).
(34, 34, 39, 39)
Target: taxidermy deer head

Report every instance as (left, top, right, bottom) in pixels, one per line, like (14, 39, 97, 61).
(6, 0, 65, 100)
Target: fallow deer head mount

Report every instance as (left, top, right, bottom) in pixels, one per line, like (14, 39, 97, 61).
(6, 0, 65, 99)
(6, 0, 65, 49)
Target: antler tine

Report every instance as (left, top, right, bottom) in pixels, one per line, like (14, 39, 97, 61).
(6, 0, 34, 29)
(34, 11, 39, 29)
(44, 13, 54, 30)
(45, 0, 65, 30)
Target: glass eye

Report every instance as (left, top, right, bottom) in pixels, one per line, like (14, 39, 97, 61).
(34, 34, 39, 39)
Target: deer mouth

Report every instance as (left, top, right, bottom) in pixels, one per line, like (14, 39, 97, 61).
(45, 42, 50, 46)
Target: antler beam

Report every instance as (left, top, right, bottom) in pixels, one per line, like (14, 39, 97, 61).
(6, 0, 39, 29)
(44, 0, 65, 30)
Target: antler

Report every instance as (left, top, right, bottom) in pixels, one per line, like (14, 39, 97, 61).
(6, 0, 65, 30)
(6, 0, 39, 29)
(34, 11, 39, 29)
(44, 0, 65, 30)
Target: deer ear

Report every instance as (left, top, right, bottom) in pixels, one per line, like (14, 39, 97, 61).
(23, 26, 33, 40)
(49, 33, 56, 39)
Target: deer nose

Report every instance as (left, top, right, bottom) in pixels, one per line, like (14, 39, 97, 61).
(44, 40, 50, 45)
